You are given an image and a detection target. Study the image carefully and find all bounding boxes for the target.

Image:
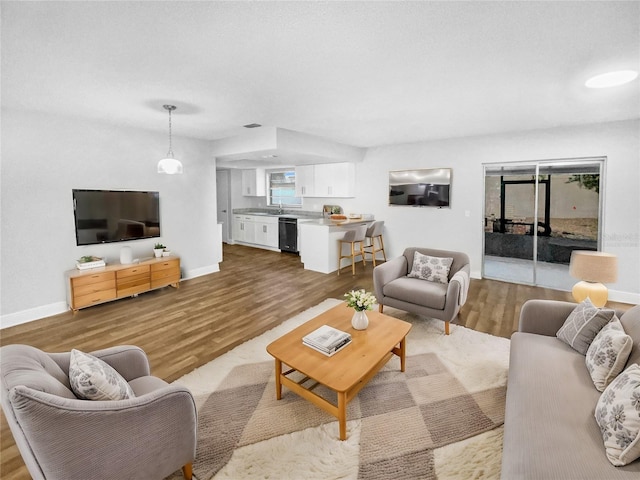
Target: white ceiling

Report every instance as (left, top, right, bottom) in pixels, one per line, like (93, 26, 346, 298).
(2, 1, 639, 149)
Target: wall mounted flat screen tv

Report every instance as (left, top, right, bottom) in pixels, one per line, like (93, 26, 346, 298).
(73, 189, 161, 246)
(389, 168, 452, 207)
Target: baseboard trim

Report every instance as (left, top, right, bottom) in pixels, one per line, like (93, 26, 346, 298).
(1, 302, 69, 330)
(184, 263, 220, 280)
(609, 289, 640, 306)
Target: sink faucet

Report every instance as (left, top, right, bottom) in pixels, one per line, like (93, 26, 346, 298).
(277, 201, 283, 214)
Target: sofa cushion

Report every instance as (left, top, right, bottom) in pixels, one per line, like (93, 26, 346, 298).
(383, 276, 447, 310)
(595, 364, 640, 466)
(69, 349, 135, 401)
(586, 318, 633, 392)
(556, 298, 615, 354)
(407, 251, 453, 284)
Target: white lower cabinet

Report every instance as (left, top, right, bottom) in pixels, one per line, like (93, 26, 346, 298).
(254, 217, 279, 248)
(233, 215, 279, 249)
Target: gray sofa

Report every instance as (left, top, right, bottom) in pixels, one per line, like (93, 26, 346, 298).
(502, 300, 640, 479)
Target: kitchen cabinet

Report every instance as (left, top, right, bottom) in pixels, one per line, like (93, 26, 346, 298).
(254, 216, 279, 248)
(241, 169, 266, 196)
(233, 215, 257, 244)
(233, 214, 278, 249)
(295, 162, 355, 198)
(294, 165, 315, 197)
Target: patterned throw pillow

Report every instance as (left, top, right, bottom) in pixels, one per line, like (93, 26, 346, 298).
(594, 364, 640, 466)
(556, 298, 615, 355)
(69, 349, 135, 401)
(407, 252, 453, 284)
(586, 318, 633, 392)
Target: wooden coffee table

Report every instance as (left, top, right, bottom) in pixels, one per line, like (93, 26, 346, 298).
(266, 302, 412, 440)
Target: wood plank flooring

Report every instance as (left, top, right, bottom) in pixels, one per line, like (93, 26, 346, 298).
(0, 244, 633, 479)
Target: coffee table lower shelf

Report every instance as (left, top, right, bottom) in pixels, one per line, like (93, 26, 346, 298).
(274, 346, 403, 440)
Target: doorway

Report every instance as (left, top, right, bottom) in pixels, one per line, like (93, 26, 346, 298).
(483, 158, 604, 291)
(216, 169, 231, 243)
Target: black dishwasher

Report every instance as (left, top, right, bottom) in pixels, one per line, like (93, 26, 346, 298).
(278, 217, 298, 253)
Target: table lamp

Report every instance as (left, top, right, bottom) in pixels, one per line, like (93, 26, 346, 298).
(569, 251, 617, 307)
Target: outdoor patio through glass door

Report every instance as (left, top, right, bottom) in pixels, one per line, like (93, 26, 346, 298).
(483, 158, 604, 291)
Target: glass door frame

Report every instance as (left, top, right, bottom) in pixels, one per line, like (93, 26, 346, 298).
(482, 156, 606, 288)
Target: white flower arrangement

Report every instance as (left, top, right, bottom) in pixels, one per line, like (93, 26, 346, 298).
(344, 289, 376, 312)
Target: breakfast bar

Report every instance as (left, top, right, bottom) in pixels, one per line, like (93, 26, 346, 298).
(298, 217, 373, 273)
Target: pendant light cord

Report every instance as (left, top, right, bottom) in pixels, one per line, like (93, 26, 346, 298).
(167, 107, 174, 158)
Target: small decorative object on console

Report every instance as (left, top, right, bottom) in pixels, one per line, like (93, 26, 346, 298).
(153, 243, 166, 258)
(76, 256, 105, 270)
(344, 289, 376, 330)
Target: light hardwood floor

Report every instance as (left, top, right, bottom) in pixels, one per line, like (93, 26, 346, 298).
(0, 244, 633, 478)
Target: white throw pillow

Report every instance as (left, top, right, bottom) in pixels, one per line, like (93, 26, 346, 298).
(586, 318, 633, 392)
(594, 364, 640, 466)
(69, 349, 135, 401)
(407, 252, 453, 284)
(556, 298, 615, 355)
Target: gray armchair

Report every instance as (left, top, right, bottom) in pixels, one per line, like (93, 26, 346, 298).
(373, 247, 470, 335)
(0, 344, 196, 480)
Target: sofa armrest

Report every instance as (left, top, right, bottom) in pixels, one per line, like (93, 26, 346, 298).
(373, 256, 407, 303)
(518, 299, 577, 336)
(8, 384, 196, 479)
(49, 345, 151, 381)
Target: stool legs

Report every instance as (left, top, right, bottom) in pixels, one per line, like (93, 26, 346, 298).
(338, 239, 366, 276)
(365, 234, 387, 266)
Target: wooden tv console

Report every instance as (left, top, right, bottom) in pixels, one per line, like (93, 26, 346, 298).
(66, 256, 180, 312)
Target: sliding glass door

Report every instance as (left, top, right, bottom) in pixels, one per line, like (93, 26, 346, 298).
(483, 158, 604, 291)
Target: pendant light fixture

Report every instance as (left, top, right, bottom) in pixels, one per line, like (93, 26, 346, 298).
(157, 104, 183, 174)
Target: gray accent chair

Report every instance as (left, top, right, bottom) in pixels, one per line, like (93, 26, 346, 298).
(0, 344, 196, 480)
(373, 247, 470, 335)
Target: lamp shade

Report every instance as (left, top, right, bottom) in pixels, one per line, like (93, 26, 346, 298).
(157, 157, 183, 175)
(569, 251, 617, 283)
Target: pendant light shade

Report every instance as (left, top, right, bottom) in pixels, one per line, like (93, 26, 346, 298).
(158, 105, 183, 174)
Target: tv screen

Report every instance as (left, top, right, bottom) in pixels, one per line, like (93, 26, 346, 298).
(389, 168, 452, 207)
(73, 189, 161, 245)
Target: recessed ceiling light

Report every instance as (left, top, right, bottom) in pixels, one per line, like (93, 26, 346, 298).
(585, 70, 638, 89)
(243, 123, 262, 128)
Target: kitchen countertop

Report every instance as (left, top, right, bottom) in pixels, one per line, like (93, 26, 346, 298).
(232, 208, 323, 220)
(300, 218, 373, 226)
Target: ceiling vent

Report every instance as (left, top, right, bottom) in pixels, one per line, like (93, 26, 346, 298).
(243, 123, 262, 128)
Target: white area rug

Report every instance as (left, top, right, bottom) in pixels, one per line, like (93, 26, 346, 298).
(168, 299, 510, 480)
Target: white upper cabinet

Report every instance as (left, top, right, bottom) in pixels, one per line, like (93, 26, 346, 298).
(241, 169, 266, 196)
(294, 165, 315, 197)
(295, 162, 355, 198)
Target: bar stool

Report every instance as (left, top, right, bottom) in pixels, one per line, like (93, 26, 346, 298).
(363, 221, 387, 266)
(337, 225, 367, 276)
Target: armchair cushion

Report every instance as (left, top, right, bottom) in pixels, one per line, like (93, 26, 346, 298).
(383, 276, 448, 310)
(69, 349, 135, 401)
(407, 251, 453, 284)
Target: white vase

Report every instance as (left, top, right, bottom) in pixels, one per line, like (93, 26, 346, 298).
(351, 310, 369, 330)
(153, 248, 163, 258)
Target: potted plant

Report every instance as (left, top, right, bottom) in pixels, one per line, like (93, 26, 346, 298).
(344, 289, 376, 330)
(153, 243, 166, 258)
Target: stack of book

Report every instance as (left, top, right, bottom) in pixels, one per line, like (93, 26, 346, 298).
(76, 256, 106, 270)
(303, 325, 352, 356)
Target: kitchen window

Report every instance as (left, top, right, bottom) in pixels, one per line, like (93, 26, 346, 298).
(268, 170, 302, 207)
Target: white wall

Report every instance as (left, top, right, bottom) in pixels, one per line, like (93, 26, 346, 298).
(1, 109, 220, 327)
(332, 120, 639, 303)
